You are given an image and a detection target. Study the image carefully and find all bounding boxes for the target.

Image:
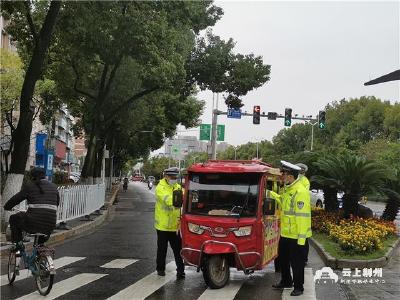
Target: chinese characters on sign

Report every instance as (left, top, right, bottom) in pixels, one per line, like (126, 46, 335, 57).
(340, 268, 384, 284)
(314, 267, 385, 285)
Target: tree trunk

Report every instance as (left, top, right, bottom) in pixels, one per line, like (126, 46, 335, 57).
(343, 193, 360, 218)
(381, 191, 400, 221)
(323, 187, 338, 212)
(81, 124, 97, 180)
(94, 140, 105, 180)
(1, 2, 61, 224)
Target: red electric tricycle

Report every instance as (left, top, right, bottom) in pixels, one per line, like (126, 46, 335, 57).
(180, 160, 282, 289)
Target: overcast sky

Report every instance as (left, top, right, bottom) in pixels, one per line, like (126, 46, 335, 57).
(173, 0, 399, 148)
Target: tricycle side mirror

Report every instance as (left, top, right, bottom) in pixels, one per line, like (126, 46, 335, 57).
(263, 197, 275, 215)
(173, 190, 183, 208)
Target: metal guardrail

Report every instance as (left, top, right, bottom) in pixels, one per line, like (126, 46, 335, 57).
(18, 184, 106, 224)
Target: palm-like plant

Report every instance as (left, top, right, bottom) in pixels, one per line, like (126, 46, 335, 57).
(381, 169, 400, 221)
(312, 153, 388, 217)
(311, 155, 342, 212)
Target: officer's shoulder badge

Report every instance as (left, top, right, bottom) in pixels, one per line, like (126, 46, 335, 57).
(297, 201, 304, 209)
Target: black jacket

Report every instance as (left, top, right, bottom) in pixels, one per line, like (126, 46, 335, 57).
(4, 180, 60, 234)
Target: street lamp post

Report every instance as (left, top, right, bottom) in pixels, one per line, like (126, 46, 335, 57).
(306, 121, 318, 151)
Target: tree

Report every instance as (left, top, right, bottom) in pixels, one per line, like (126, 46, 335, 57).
(186, 32, 271, 109)
(0, 48, 60, 178)
(312, 153, 388, 217)
(272, 124, 311, 155)
(49, 1, 222, 182)
(381, 169, 400, 221)
(1, 1, 62, 222)
(0, 49, 23, 176)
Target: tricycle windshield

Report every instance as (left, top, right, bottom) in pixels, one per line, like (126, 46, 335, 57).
(186, 172, 260, 217)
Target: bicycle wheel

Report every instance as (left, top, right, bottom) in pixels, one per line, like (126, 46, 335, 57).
(7, 250, 17, 284)
(34, 255, 54, 296)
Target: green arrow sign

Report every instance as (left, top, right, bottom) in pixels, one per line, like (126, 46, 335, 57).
(217, 124, 225, 141)
(200, 124, 211, 141)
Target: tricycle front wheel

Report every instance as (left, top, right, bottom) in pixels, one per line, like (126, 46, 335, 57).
(202, 255, 230, 289)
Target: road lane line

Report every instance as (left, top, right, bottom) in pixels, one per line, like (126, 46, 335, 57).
(107, 261, 176, 300)
(197, 280, 244, 300)
(101, 259, 138, 269)
(282, 268, 316, 300)
(16, 273, 106, 300)
(0, 256, 85, 286)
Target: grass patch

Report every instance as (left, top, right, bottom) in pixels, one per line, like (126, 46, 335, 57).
(312, 232, 399, 260)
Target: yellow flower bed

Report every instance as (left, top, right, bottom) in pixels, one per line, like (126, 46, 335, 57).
(312, 210, 397, 254)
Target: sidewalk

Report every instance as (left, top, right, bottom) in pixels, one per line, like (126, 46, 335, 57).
(0, 184, 120, 256)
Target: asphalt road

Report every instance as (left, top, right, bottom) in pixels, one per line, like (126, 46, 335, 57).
(2, 182, 394, 300)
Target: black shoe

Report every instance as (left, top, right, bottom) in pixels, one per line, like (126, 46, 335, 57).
(177, 271, 185, 279)
(272, 282, 293, 289)
(290, 289, 304, 296)
(157, 270, 165, 276)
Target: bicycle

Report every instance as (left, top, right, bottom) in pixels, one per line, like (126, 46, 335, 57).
(7, 221, 56, 295)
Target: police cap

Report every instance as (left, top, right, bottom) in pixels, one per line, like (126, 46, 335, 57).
(280, 160, 301, 172)
(164, 167, 179, 177)
(296, 163, 308, 173)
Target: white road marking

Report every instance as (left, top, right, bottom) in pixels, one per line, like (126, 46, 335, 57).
(107, 261, 176, 300)
(197, 280, 244, 300)
(282, 268, 316, 300)
(0, 256, 85, 286)
(101, 259, 138, 269)
(16, 273, 106, 300)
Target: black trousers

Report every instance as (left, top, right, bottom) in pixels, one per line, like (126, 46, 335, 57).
(9, 212, 49, 244)
(279, 237, 308, 290)
(156, 230, 184, 273)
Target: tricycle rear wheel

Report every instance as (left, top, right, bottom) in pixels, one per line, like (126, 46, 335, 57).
(202, 255, 230, 289)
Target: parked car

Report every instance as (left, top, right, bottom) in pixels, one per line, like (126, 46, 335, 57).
(310, 189, 324, 208)
(310, 190, 344, 209)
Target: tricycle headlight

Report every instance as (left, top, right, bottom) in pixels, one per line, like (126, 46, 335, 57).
(233, 226, 252, 237)
(188, 222, 205, 235)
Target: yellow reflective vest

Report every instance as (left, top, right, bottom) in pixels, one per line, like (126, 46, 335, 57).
(154, 178, 182, 232)
(298, 175, 310, 190)
(268, 178, 312, 245)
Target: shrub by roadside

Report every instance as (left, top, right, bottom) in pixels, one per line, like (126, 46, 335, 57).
(312, 209, 397, 254)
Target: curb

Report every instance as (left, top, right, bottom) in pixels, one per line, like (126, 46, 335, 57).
(0, 185, 120, 257)
(310, 235, 400, 269)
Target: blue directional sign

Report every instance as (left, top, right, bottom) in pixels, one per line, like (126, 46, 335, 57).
(227, 108, 242, 119)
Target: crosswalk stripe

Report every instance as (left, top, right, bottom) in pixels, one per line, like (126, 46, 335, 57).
(107, 261, 176, 300)
(282, 268, 316, 300)
(101, 259, 138, 269)
(0, 256, 85, 286)
(197, 280, 243, 300)
(16, 273, 107, 300)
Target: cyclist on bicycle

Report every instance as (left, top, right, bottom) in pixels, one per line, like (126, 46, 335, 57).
(4, 167, 60, 249)
(123, 177, 128, 191)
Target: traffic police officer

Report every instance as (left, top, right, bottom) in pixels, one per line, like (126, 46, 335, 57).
(269, 161, 312, 296)
(154, 167, 185, 279)
(296, 163, 310, 263)
(296, 163, 310, 190)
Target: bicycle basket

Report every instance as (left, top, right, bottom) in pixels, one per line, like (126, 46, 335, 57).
(36, 245, 55, 258)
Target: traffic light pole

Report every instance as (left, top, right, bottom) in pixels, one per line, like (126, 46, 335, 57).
(210, 109, 318, 159)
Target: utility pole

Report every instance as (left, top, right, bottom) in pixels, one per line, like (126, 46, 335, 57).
(210, 108, 218, 159)
(256, 141, 259, 159)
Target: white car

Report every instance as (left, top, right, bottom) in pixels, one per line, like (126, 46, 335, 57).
(310, 190, 344, 208)
(310, 189, 324, 208)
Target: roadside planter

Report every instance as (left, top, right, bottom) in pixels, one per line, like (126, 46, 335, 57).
(311, 209, 399, 268)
